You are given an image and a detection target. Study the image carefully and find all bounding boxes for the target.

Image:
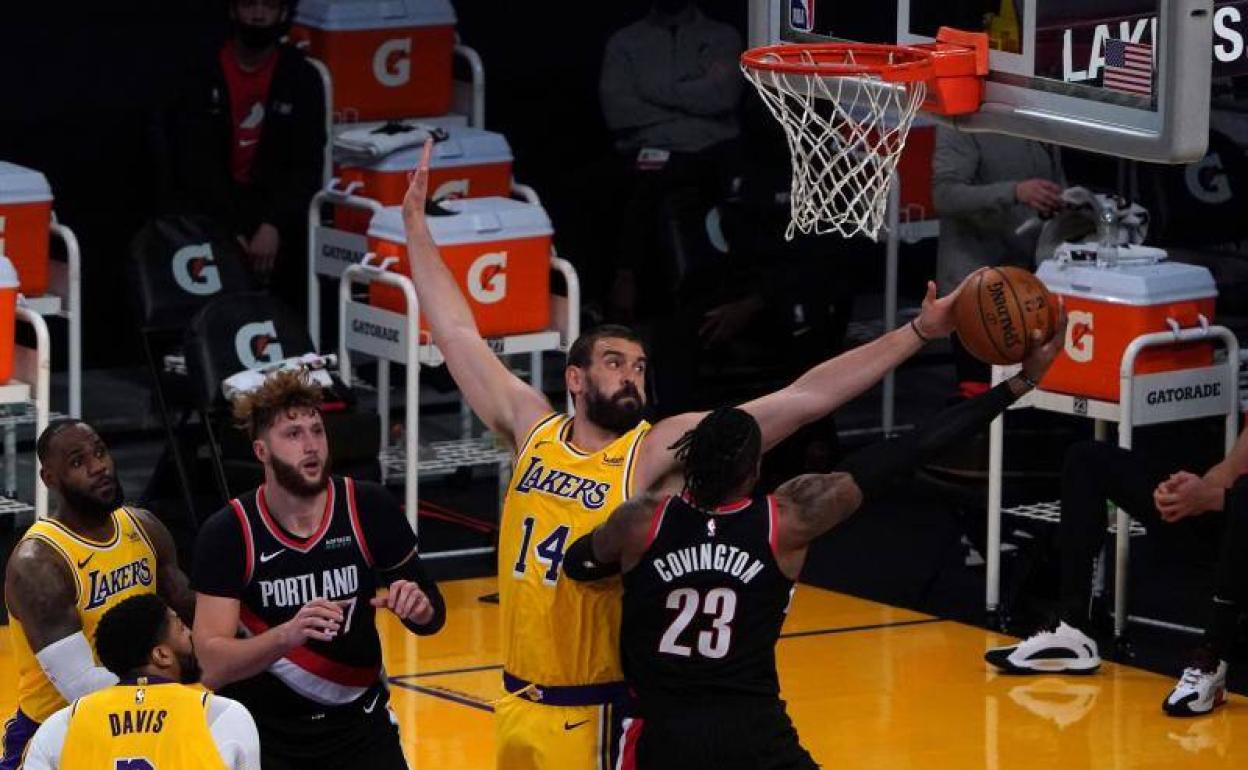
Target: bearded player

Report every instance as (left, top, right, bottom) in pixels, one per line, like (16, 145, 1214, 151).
(400, 139, 970, 768)
(2, 420, 194, 770)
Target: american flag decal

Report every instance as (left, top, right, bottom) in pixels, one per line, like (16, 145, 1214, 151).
(1102, 38, 1153, 97)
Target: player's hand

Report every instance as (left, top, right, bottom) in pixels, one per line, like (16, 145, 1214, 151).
(1015, 179, 1064, 215)
(1154, 471, 1222, 522)
(279, 598, 344, 648)
(1019, 301, 1067, 384)
(402, 140, 435, 238)
(912, 278, 965, 339)
(246, 223, 280, 279)
(371, 580, 434, 625)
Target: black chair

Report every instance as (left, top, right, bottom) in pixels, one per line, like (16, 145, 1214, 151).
(183, 292, 381, 501)
(128, 215, 257, 524)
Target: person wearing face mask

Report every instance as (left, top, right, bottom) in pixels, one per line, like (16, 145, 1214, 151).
(1, 420, 195, 770)
(19, 594, 262, 770)
(156, 0, 326, 311)
(596, 0, 744, 323)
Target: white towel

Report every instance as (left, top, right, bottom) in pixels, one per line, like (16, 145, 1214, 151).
(335, 122, 448, 163)
(222, 352, 338, 402)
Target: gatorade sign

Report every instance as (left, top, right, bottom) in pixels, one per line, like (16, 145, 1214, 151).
(467, 252, 507, 304)
(1065, 310, 1094, 363)
(373, 38, 412, 87)
(235, 321, 285, 369)
(171, 243, 222, 296)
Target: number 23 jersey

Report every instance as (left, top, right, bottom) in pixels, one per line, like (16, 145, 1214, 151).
(499, 413, 650, 687)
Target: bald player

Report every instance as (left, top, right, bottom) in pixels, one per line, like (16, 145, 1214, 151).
(2, 420, 194, 770)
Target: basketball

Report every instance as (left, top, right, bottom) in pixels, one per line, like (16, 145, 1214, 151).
(953, 266, 1056, 366)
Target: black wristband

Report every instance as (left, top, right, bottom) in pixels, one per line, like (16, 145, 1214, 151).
(562, 533, 621, 582)
(909, 318, 931, 343)
(1015, 371, 1039, 390)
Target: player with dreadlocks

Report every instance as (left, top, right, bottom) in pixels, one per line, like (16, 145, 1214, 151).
(562, 314, 1065, 770)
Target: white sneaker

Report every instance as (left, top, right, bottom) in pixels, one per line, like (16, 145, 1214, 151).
(985, 622, 1101, 674)
(1163, 658, 1228, 717)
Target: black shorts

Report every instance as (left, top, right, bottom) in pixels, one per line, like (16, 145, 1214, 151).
(625, 697, 818, 770)
(250, 685, 408, 770)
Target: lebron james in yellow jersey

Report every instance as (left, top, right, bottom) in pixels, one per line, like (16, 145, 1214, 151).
(399, 138, 968, 768)
(2, 420, 195, 770)
(22, 594, 260, 770)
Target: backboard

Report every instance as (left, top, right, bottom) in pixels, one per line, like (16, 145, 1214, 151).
(749, 1, 1215, 163)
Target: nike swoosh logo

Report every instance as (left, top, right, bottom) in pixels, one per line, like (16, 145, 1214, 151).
(563, 720, 589, 731)
(363, 693, 381, 714)
(77, 554, 93, 569)
(239, 138, 258, 147)
(259, 550, 286, 564)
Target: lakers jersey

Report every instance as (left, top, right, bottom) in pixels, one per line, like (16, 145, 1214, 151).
(499, 413, 650, 687)
(8, 508, 158, 722)
(60, 680, 228, 770)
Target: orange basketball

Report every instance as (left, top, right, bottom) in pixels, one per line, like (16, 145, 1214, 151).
(953, 266, 1056, 365)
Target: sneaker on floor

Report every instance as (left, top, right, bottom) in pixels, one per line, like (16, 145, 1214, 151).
(1163, 652, 1227, 717)
(985, 621, 1100, 674)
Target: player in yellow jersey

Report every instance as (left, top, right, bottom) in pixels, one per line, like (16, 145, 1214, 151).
(21, 593, 260, 770)
(399, 140, 968, 768)
(2, 420, 195, 770)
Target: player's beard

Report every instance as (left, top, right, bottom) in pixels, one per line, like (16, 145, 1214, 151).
(58, 474, 124, 522)
(583, 376, 644, 435)
(270, 453, 330, 498)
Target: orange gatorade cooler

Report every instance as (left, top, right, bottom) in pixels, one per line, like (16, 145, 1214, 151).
(335, 125, 513, 231)
(367, 197, 553, 338)
(291, 0, 456, 121)
(0, 255, 19, 382)
(1036, 249, 1217, 402)
(0, 162, 52, 296)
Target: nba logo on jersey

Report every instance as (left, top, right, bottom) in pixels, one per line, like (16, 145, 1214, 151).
(790, 0, 814, 33)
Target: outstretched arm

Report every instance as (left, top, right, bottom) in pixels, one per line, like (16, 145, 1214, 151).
(564, 494, 663, 580)
(402, 141, 553, 449)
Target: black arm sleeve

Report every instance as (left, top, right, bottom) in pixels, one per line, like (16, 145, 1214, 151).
(837, 380, 1019, 499)
(562, 533, 622, 582)
(352, 480, 445, 635)
(190, 507, 247, 598)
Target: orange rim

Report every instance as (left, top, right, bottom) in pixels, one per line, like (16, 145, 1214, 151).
(741, 43, 934, 84)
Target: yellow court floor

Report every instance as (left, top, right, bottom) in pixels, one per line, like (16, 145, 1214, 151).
(3, 577, 1246, 768)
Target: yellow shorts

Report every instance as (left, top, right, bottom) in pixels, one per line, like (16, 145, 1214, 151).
(495, 694, 628, 770)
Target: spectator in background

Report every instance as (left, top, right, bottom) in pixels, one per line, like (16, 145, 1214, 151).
(598, 0, 744, 323)
(932, 127, 1063, 398)
(158, 0, 325, 312)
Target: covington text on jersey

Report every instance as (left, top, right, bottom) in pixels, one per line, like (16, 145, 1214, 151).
(651, 543, 766, 584)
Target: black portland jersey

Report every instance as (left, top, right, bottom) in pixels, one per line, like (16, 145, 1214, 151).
(193, 476, 417, 716)
(621, 494, 795, 706)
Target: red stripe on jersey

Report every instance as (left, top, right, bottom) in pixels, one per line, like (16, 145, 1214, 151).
(238, 606, 379, 687)
(344, 477, 374, 568)
(616, 717, 643, 770)
(256, 481, 335, 552)
(644, 497, 672, 549)
(229, 498, 255, 585)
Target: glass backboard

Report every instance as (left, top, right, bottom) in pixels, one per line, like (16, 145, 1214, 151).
(749, 0, 1215, 162)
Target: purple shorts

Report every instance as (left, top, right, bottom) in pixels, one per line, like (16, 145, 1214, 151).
(0, 710, 39, 770)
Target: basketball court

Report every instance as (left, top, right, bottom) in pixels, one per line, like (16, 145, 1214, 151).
(5, 578, 1238, 767)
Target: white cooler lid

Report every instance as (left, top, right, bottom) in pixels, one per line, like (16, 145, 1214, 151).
(295, 0, 455, 31)
(1037, 258, 1217, 305)
(338, 125, 513, 171)
(370, 197, 552, 247)
(0, 161, 52, 204)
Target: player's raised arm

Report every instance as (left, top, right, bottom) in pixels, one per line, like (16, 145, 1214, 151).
(401, 140, 552, 449)
(5, 540, 119, 701)
(563, 494, 662, 581)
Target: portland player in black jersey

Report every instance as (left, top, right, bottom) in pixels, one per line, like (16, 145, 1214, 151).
(191, 370, 446, 770)
(563, 316, 1065, 769)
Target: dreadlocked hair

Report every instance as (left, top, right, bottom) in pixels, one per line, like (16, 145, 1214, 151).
(669, 407, 762, 510)
(231, 369, 323, 438)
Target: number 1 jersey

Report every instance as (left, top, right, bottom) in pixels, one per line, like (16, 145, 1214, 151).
(499, 413, 650, 687)
(621, 494, 795, 706)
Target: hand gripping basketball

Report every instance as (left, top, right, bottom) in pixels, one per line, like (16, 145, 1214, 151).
(953, 267, 1058, 366)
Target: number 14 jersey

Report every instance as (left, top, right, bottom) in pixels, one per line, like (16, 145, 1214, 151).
(621, 494, 795, 704)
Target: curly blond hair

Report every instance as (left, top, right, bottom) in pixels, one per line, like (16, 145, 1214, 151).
(231, 369, 324, 438)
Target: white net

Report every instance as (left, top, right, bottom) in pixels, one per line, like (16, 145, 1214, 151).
(743, 51, 927, 241)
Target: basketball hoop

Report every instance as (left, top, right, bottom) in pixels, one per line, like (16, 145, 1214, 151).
(741, 28, 989, 241)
